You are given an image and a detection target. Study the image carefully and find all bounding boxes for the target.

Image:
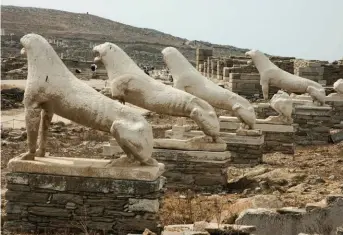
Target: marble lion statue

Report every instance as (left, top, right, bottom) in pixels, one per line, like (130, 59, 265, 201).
(93, 42, 222, 142)
(245, 49, 326, 106)
(19, 33, 158, 167)
(333, 78, 343, 94)
(269, 90, 293, 123)
(162, 47, 256, 130)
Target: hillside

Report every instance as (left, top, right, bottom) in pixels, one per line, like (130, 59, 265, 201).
(1, 5, 249, 67)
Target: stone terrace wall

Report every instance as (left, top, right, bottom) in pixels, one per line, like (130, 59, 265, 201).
(294, 60, 325, 84)
(4, 172, 165, 234)
(294, 59, 343, 86)
(323, 63, 343, 86)
(196, 48, 213, 70)
(223, 72, 279, 97)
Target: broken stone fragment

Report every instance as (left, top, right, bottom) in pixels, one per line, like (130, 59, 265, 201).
(204, 223, 256, 234)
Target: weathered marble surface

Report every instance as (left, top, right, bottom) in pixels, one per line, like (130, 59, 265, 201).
(8, 155, 165, 181)
(246, 50, 326, 105)
(162, 47, 256, 130)
(20, 33, 157, 167)
(154, 136, 227, 152)
(93, 42, 222, 142)
(268, 90, 293, 124)
(334, 78, 343, 94)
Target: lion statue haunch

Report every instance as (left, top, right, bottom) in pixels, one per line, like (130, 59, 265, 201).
(93, 42, 221, 142)
(334, 78, 343, 94)
(269, 90, 293, 123)
(161, 47, 256, 130)
(245, 49, 326, 106)
(20, 33, 158, 167)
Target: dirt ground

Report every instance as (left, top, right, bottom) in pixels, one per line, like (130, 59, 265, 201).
(1, 111, 343, 227)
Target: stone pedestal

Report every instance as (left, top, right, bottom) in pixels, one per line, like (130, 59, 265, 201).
(255, 99, 339, 145)
(325, 93, 343, 129)
(165, 129, 263, 165)
(222, 130, 264, 165)
(4, 156, 165, 234)
(152, 149, 231, 193)
(151, 128, 229, 192)
(291, 93, 343, 129)
(220, 116, 296, 154)
(294, 105, 333, 145)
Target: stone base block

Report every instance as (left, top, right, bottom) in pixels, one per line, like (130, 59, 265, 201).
(8, 155, 164, 181)
(153, 138, 227, 152)
(165, 130, 263, 164)
(219, 116, 295, 154)
(4, 156, 166, 234)
(293, 105, 333, 145)
(255, 102, 337, 146)
(152, 149, 231, 192)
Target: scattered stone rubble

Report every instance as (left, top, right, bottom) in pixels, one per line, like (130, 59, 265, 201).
(162, 222, 256, 235)
(236, 194, 343, 235)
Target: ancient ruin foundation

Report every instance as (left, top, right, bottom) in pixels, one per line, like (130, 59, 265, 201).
(4, 156, 165, 234)
(219, 116, 295, 154)
(152, 149, 231, 192)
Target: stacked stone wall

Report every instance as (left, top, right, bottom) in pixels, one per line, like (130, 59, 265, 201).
(4, 172, 165, 234)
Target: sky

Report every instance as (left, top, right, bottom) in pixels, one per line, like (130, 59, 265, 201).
(2, 0, 343, 61)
